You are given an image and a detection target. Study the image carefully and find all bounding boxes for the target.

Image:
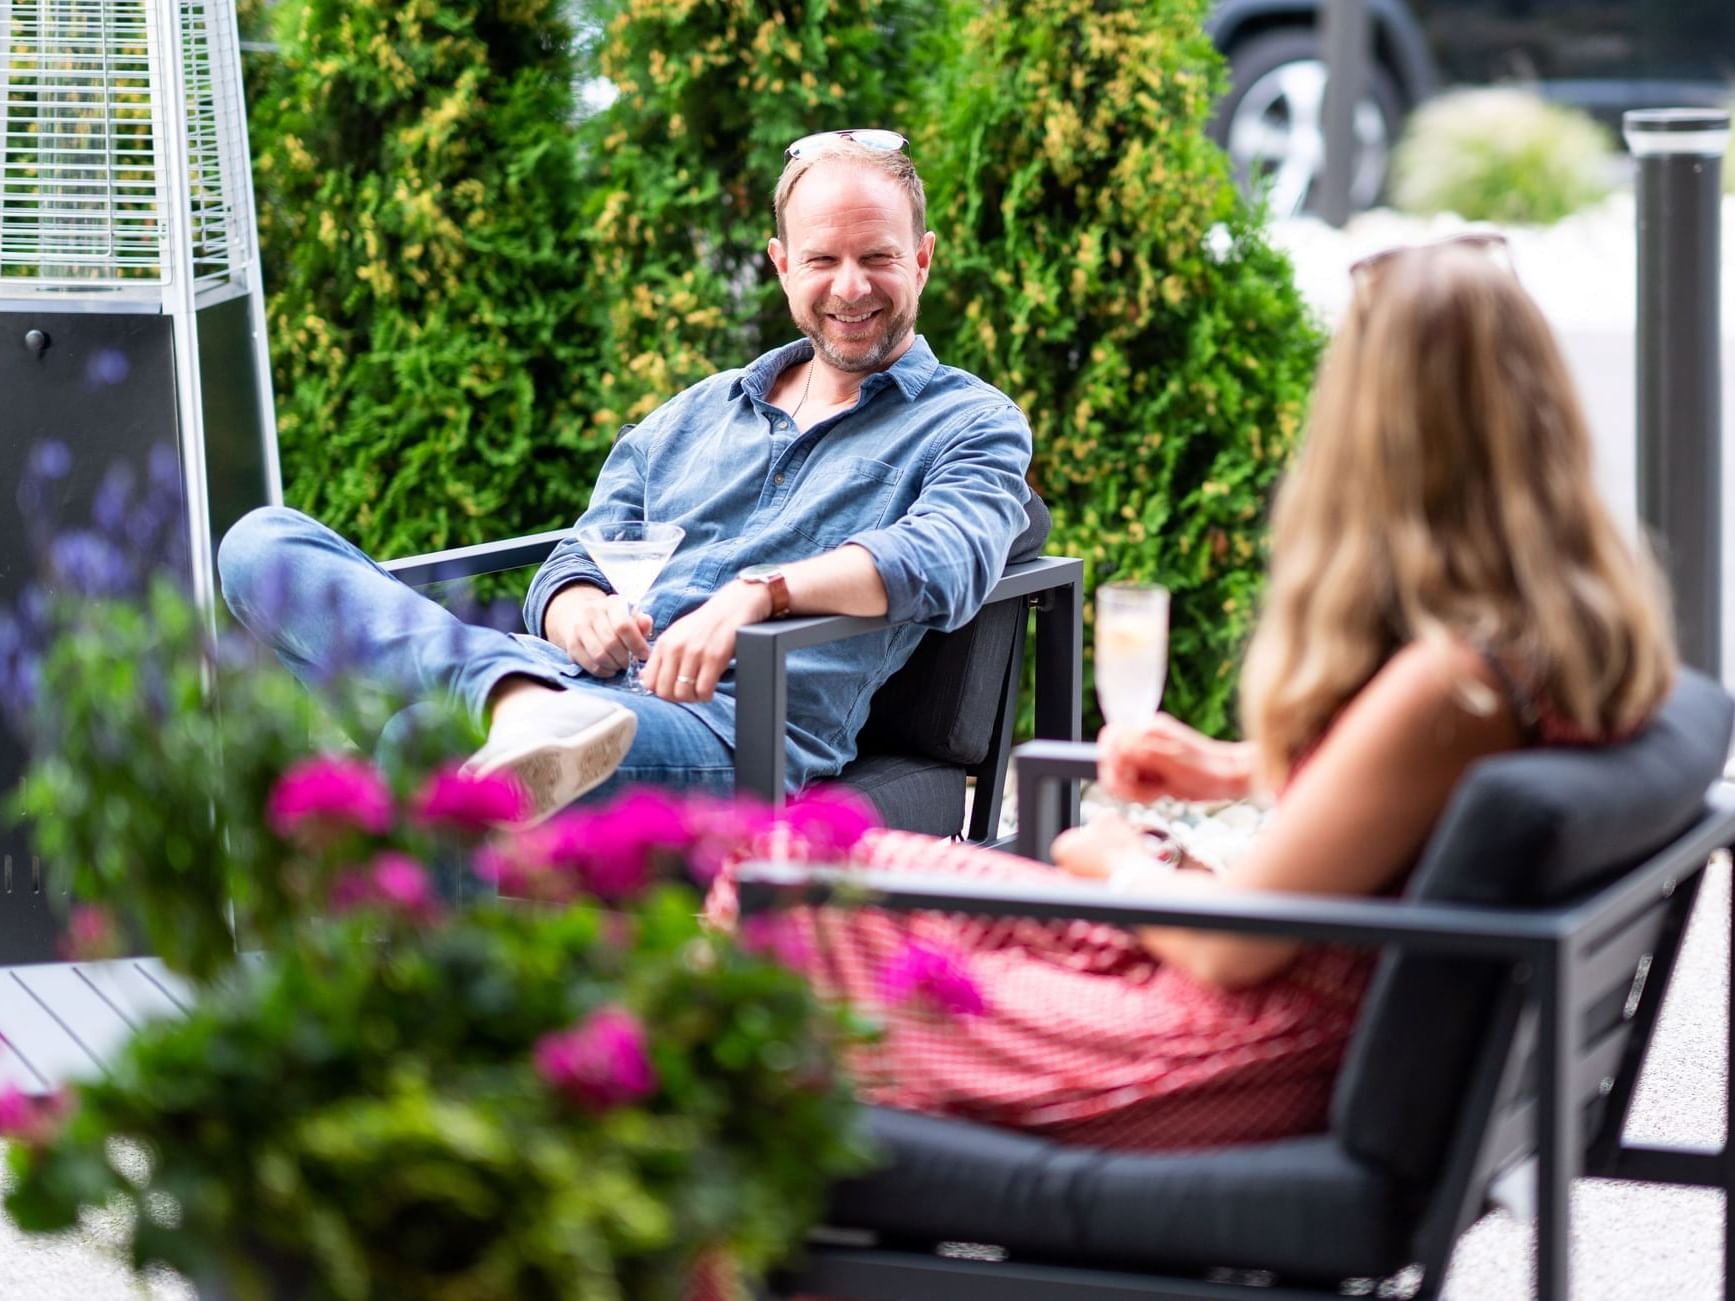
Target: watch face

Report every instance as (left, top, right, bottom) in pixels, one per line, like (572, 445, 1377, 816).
(738, 564, 780, 581)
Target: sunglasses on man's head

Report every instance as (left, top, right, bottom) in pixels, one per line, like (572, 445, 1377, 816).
(785, 128, 909, 160)
(1349, 230, 1515, 288)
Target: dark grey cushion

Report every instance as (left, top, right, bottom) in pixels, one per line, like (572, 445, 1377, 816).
(823, 1108, 1410, 1280)
(857, 495, 1049, 767)
(1332, 668, 1734, 1185)
(837, 754, 967, 838)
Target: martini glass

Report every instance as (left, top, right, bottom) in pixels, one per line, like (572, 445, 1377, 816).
(575, 521, 685, 693)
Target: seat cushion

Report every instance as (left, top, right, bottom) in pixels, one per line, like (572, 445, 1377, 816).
(856, 600, 1023, 767)
(1333, 668, 1735, 1186)
(823, 1107, 1411, 1281)
(839, 754, 967, 838)
(853, 494, 1049, 768)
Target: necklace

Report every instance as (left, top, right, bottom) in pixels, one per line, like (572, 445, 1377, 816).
(789, 359, 815, 420)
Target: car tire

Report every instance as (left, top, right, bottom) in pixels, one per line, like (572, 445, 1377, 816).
(1212, 28, 1404, 219)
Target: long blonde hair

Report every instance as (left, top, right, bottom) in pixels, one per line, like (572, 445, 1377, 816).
(1239, 244, 1675, 787)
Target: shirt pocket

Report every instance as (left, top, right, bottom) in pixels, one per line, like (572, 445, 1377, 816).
(788, 455, 905, 550)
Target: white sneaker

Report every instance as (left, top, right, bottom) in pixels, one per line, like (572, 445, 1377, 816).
(467, 690, 637, 826)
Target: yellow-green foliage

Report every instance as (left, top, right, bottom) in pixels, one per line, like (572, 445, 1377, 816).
(1391, 88, 1613, 224)
(253, 0, 605, 560)
(577, 0, 947, 431)
(922, 0, 1323, 735)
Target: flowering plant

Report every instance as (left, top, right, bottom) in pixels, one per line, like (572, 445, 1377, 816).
(4, 748, 877, 1299)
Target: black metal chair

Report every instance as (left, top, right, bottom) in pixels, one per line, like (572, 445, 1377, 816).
(736, 667, 1735, 1300)
(381, 497, 1082, 845)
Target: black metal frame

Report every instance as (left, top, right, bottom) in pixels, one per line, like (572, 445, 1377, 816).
(381, 533, 1085, 844)
(735, 743, 1735, 1300)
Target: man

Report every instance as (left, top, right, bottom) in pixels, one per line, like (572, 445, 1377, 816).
(220, 131, 1033, 822)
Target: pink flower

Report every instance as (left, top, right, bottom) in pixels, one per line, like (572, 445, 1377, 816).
(879, 941, 986, 1017)
(534, 1007, 658, 1111)
(780, 786, 879, 856)
(0, 1083, 71, 1145)
(60, 905, 121, 961)
(331, 853, 438, 922)
(472, 839, 569, 902)
(739, 913, 814, 971)
(530, 789, 696, 901)
(266, 756, 393, 842)
(682, 795, 772, 884)
(413, 765, 528, 832)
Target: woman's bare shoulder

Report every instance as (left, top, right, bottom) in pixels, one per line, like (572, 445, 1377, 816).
(1349, 636, 1522, 750)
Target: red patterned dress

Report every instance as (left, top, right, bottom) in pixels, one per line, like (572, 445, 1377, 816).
(713, 828, 1374, 1151)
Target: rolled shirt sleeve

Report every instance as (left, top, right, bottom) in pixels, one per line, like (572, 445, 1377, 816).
(847, 397, 1033, 631)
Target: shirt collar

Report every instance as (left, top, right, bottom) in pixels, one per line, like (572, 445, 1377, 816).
(732, 334, 939, 404)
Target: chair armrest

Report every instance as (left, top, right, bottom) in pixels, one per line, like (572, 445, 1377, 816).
(736, 782, 1735, 958)
(734, 556, 1084, 804)
(380, 529, 567, 587)
(1011, 740, 1100, 860)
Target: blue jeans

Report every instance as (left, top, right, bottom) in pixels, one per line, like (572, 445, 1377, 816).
(217, 506, 740, 798)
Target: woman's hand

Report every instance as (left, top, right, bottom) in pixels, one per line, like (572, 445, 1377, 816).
(1050, 813, 1152, 880)
(1098, 714, 1255, 804)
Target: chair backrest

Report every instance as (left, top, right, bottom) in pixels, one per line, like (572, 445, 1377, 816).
(855, 494, 1051, 767)
(1330, 668, 1734, 1188)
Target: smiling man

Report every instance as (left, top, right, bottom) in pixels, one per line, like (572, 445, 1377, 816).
(220, 131, 1033, 822)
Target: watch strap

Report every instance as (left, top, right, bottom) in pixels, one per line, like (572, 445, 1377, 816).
(746, 569, 792, 619)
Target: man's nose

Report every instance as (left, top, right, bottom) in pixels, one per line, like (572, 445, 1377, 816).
(830, 260, 872, 303)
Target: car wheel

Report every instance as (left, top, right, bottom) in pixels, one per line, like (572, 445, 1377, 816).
(1212, 28, 1404, 219)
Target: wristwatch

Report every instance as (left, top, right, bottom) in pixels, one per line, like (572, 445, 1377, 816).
(737, 564, 792, 619)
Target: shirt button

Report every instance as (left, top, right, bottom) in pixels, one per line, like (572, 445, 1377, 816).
(773, 473, 785, 485)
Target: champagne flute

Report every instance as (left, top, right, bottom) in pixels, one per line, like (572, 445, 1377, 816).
(1092, 582, 1172, 838)
(1094, 582, 1170, 727)
(575, 521, 685, 693)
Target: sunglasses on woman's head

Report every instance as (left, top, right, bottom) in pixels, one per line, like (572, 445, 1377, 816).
(1348, 230, 1515, 288)
(785, 128, 909, 160)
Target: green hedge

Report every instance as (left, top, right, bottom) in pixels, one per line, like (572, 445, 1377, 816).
(253, 0, 604, 560)
(921, 0, 1322, 734)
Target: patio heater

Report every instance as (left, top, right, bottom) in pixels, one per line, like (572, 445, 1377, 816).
(0, 0, 279, 960)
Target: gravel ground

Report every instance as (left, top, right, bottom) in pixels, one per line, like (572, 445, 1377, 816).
(5, 196, 1733, 1298)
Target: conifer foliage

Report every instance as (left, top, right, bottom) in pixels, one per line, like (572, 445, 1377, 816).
(922, 0, 1323, 734)
(252, 0, 602, 559)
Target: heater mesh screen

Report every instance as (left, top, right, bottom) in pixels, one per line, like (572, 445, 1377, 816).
(0, 0, 242, 290)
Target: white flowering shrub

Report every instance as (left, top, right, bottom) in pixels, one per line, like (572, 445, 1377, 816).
(1390, 87, 1614, 224)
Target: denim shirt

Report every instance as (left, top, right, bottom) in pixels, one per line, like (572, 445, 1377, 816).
(523, 335, 1033, 788)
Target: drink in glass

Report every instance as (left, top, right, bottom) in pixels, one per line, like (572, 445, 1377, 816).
(574, 521, 685, 693)
(1094, 582, 1170, 725)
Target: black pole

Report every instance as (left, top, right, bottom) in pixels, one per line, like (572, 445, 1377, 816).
(1624, 108, 1729, 678)
(1319, 0, 1369, 227)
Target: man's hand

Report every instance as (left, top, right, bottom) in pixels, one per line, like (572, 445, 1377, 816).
(543, 583, 652, 678)
(641, 581, 772, 702)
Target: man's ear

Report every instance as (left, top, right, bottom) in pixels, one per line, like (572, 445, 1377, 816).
(914, 230, 935, 291)
(767, 237, 789, 279)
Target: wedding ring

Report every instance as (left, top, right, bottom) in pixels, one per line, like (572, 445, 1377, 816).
(676, 674, 696, 685)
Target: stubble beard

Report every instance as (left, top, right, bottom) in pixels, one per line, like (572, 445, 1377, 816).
(798, 301, 918, 374)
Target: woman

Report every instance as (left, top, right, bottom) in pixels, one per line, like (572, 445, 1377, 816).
(757, 235, 1677, 1151)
